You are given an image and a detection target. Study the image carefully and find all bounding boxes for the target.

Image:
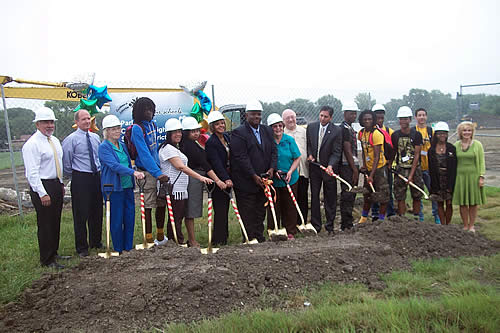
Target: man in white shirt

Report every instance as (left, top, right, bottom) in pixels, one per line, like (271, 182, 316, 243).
(22, 107, 67, 269)
(282, 109, 309, 224)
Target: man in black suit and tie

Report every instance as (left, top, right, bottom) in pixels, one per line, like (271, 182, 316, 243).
(230, 100, 277, 242)
(306, 106, 343, 234)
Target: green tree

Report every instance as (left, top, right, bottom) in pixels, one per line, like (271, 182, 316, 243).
(428, 90, 456, 122)
(0, 107, 36, 140)
(403, 88, 431, 113)
(355, 92, 376, 111)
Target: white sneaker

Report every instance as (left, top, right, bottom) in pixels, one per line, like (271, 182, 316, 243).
(154, 237, 168, 246)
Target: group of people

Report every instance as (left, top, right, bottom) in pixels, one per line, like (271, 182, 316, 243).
(22, 98, 486, 269)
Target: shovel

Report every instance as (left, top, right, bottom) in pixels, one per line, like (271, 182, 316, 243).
(165, 182, 188, 247)
(99, 184, 120, 258)
(277, 171, 316, 236)
(135, 178, 154, 250)
(309, 161, 353, 191)
(224, 188, 258, 245)
(262, 174, 288, 241)
(357, 170, 387, 203)
(201, 183, 219, 254)
(390, 168, 429, 200)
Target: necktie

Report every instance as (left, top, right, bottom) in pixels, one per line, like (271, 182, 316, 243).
(317, 126, 325, 161)
(86, 132, 97, 173)
(254, 129, 261, 144)
(47, 136, 62, 181)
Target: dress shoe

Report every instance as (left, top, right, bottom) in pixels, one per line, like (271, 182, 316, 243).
(56, 255, 72, 260)
(78, 251, 89, 258)
(327, 230, 335, 236)
(44, 262, 65, 270)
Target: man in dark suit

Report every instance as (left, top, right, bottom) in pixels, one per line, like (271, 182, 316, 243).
(306, 105, 343, 234)
(230, 100, 277, 242)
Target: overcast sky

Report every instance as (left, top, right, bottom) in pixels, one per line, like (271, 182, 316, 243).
(3, 0, 500, 106)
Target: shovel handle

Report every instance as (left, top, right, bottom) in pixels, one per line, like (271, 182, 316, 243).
(264, 184, 280, 232)
(393, 171, 429, 200)
(103, 184, 113, 201)
(207, 197, 213, 251)
(166, 195, 180, 245)
(140, 192, 147, 246)
(284, 183, 305, 226)
(230, 198, 251, 243)
(313, 162, 353, 191)
(136, 178, 147, 193)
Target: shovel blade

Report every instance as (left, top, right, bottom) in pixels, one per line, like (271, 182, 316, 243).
(246, 238, 259, 244)
(135, 243, 154, 250)
(98, 251, 120, 258)
(200, 247, 220, 254)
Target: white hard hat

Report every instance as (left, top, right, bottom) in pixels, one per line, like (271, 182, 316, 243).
(245, 100, 263, 112)
(372, 104, 386, 112)
(165, 118, 182, 132)
(342, 101, 359, 112)
(397, 106, 413, 118)
(102, 115, 121, 129)
(267, 113, 283, 126)
(33, 107, 57, 122)
(207, 111, 225, 124)
(181, 116, 201, 130)
(434, 121, 449, 132)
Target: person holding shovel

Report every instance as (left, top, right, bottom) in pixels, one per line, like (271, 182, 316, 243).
(158, 118, 213, 246)
(267, 113, 301, 239)
(179, 117, 226, 248)
(130, 97, 169, 245)
(428, 122, 457, 226)
(230, 100, 277, 243)
(358, 110, 390, 223)
(339, 101, 360, 231)
(205, 111, 233, 246)
(388, 106, 424, 219)
(98, 115, 145, 254)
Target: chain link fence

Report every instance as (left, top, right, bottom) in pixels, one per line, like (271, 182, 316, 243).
(1, 81, 499, 214)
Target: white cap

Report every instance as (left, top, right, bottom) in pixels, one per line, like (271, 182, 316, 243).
(181, 117, 201, 130)
(434, 121, 450, 132)
(397, 106, 413, 118)
(245, 100, 263, 112)
(102, 115, 121, 129)
(342, 101, 359, 112)
(372, 104, 386, 112)
(33, 107, 57, 122)
(207, 111, 225, 124)
(267, 113, 283, 126)
(165, 118, 182, 132)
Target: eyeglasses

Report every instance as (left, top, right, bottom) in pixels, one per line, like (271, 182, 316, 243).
(272, 123, 283, 129)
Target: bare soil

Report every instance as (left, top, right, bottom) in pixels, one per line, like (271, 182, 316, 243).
(1, 217, 499, 332)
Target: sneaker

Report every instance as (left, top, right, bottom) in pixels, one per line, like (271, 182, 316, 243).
(154, 237, 168, 246)
(434, 216, 441, 225)
(358, 216, 368, 224)
(468, 227, 476, 233)
(287, 234, 295, 240)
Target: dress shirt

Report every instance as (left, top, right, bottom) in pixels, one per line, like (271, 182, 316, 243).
(284, 125, 308, 178)
(62, 128, 101, 175)
(22, 130, 63, 197)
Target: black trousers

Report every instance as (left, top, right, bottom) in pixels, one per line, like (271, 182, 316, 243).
(30, 179, 63, 266)
(339, 164, 357, 230)
(296, 176, 309, 224)
(212, 186, 229, 245)
(71, 171, 103, 253)
(234, 189, 267, 242)
(309, 164, 337, 232)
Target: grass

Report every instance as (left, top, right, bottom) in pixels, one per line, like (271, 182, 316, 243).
(0, 151, 23, 170)
(0, 187, 499, 332)
(163, 255, 500, 332)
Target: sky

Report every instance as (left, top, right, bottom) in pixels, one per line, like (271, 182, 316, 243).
(2, 0, 500, 106)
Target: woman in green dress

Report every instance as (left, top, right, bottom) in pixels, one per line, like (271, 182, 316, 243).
(453, 121, 486, 233)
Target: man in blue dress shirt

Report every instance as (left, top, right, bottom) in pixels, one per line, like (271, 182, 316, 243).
(62, 110, 103, 257)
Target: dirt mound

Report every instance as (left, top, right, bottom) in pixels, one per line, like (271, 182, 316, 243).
(1, 218, 499, 332)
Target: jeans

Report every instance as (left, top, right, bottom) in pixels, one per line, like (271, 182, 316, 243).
(420, 170, 438, 219)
